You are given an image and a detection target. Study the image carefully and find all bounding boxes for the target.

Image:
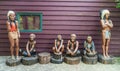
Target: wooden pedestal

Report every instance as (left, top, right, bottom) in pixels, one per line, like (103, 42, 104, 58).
(38, 52, 51, 64)
(86, 52, 97, 57)
(6, 57, 21, 66)
(51, 53, 63, 64)
(82, 55, 98, 64)
(51, 57, 64, 64)
(98, 54, 115, 64)
(22, 56, 38, 65)
(64, 56, 81, 65)
(53, 53, 62, 59)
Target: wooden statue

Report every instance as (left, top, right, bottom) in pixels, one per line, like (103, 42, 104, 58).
(64, 34, 81, 65)
(52, 35, 64, 55)
(66, 34, 80, 57)
(20, 33, 38, 65)
(82, 36, 98, 64)
(51, 35, 64, 64)
(100, 9, 113, 58)
(84, 36, 97, 57)
(6, 10, 20, 60)
(20, 33, 36, 57)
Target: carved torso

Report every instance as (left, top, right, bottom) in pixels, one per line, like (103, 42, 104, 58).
(102, 20, 112, 31)
(69, 40, 77, 50)
(56, 39, 62, 47)
(28, 40, 36, 50)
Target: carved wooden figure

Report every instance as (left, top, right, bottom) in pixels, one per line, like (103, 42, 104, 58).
(51, 35, 64, 64)
(6, 10, 20, 60)
(83, 36, 98, 64)
(100, 9, 113, 58)
(65, 34, 81, 65)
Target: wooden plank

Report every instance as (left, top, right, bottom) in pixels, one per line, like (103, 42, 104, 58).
(0, 2, 116, 7)
(0, 0, 115, 2)
(0, 30, 120, 36)
(0, 6, 120, 12)
(0, 52, 10, 56)
(0, 41, 120, 48)
(1, 20, 120, 26)
(0, 34, 120, 40)
(0, 30, 107, 34)
(43, 21, 120, 26)
(0, 15, 120, 22)
(0, 35, 119, 41)
(0, 25, 101, 30)
(1, 10, 120, 17)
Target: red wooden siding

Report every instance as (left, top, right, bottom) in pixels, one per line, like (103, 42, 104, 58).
(0, 0, 120, 56)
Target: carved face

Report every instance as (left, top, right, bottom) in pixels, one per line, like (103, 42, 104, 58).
(71, 36, 76, 41)
(30, 36, 34, 41)
(29, 34, 36, 41)
(87, 37, 92, 43)
(9, 13, 15, 21)
(57, 35, 62, 40)
(105, 13, 110, 19)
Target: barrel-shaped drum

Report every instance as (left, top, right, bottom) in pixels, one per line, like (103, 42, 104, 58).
(64, 56, 81, 65)
(38, 52, 51, 64)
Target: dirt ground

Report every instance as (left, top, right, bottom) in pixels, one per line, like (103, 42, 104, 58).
(0, 56, 120, 71)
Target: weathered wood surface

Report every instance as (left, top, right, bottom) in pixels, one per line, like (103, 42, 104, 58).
(6, 57, 21, 66)
(38, 52, 51, 64)
(86, 52, 97, 57)
(98, 54, 115, 64)
(64, 56, 81, 65)
(51, 57, 64, 64)
(82, 55, 98, 64)
(22, 56, 38, 65)
(52, 53, 62, 59)
(51, 53, 63, 64)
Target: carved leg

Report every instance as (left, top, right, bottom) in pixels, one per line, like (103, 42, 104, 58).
(106, 39, 110, 58)
(15, 39, 19, 59)
(61, 45, 64, 53)
(9, 37, 15, 60)
(102, 32, 106, 58)
(52, 47, 56, 54)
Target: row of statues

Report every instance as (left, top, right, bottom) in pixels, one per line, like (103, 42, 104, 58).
(6, 9, 113, 61)
(52, 34, 96, 56)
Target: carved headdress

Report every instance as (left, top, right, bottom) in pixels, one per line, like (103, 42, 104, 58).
(7, 10, 15, 20)
(100, 9, 110, 20)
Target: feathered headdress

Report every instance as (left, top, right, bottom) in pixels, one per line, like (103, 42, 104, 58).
(100, 9, 110, 20)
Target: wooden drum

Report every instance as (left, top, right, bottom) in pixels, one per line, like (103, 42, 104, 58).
(64, 56, 81, 65)
(38, 52, 51, 64)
